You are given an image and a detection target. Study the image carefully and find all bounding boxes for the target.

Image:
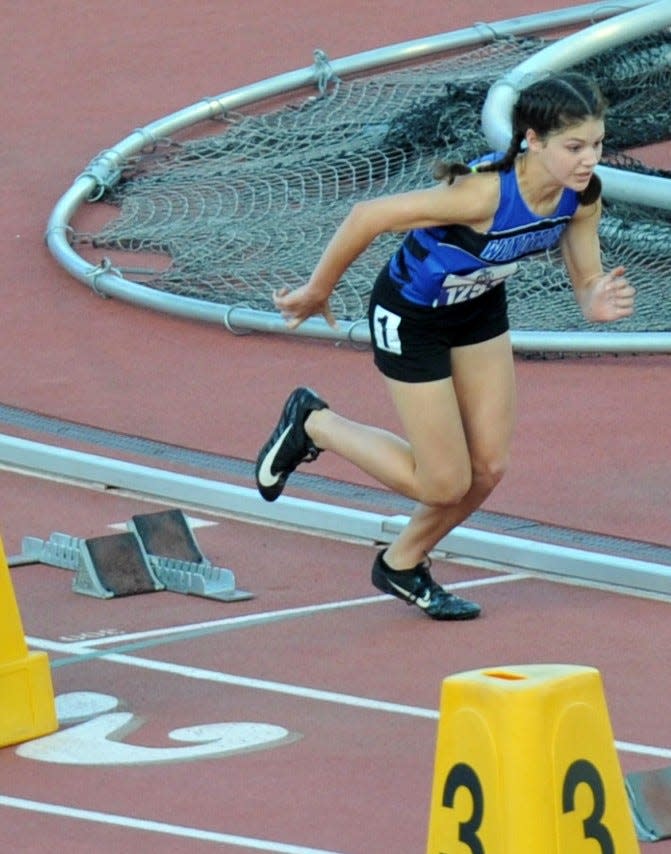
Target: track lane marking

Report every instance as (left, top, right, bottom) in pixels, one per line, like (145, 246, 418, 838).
(52, 571, 531, 649)
(25, 635, 671, 757)
(0, 795, 345, 853)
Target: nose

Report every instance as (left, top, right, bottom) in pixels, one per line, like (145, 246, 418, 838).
(584, 147, 599, 167)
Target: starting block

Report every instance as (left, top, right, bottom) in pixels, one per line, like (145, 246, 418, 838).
(426, 664, 639, 853)
(130, 509, 252, 601)
(0, 536, 58, 748)
(129, 508, 205, 563)
(10, 509, 252, 602)
(80, 531, 164, 598)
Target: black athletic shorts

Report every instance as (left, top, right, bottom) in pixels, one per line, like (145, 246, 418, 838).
(367, 263, 510, 383)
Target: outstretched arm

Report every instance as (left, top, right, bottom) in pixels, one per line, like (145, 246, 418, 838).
(561, 200, 636, 323)
(273, 199, 384, 329)
(274, 173, 499, 329)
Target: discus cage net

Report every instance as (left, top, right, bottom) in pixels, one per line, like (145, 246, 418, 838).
(66, 23, 671, 346)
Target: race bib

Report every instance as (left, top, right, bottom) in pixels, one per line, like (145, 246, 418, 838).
(433, 262, 518, 307)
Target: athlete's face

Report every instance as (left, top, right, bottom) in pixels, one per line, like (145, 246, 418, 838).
(529, 117, 605, 192)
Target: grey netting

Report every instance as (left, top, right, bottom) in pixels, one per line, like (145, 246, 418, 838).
(74, 32, 671, 334)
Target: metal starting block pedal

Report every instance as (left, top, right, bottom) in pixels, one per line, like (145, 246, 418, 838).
(10, 530, 162, 598)
(81, 531, 164, 598)
(9, 509, 252, 602)
(129, 510, 252, 602)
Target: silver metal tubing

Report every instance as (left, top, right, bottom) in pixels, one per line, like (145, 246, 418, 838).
(481, 0, 671, 209)
(2, 433, 670, 596)
(45, 0, 669, 352)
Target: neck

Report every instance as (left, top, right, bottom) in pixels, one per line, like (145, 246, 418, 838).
(515, 153, 564, 215)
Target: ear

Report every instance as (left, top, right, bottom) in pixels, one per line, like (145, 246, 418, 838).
(525, 128, 544, 152)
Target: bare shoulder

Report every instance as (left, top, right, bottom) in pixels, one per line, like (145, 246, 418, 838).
(351, 170, 499, 233)
(433, 170, 500, 225)
(568, 196, 602, 225)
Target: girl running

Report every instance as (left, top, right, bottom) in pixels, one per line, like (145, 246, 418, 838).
(255, 71, 635, 620)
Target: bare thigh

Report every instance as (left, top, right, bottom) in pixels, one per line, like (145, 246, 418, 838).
(383, 374, 472, 504)
(384, 331, 516, 499)
(451, 331, 517, 469)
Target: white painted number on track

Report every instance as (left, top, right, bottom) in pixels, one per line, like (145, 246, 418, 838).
(17, 692, 298, 765)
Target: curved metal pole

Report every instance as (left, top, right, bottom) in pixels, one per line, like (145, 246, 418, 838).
(481, 0, 671, 209)
(45, 0, 669, 353)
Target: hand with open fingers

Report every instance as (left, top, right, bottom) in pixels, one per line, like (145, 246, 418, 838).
(273, 285, 338, 330)
(582, 266, 635, 323)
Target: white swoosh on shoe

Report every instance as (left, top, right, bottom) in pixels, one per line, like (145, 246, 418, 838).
(386, 578, 432, 609)
(257, 425, 292, 488)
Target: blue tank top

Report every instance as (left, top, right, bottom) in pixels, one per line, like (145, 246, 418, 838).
(388, 154, 581, 307)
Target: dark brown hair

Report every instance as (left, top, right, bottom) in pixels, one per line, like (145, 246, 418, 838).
(434, 71, 607, 206)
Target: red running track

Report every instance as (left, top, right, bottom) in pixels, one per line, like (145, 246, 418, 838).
(1, 1, 670, 852)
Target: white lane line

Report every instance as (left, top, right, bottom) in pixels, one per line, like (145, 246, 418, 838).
(28, 566, 671, 759)
(108, 514, 217, 532)
(53, 571, 531, 648)
(28, 636, 439, 719)
(0, 795, 345, 853)
(26, 635, 671, 757)
(617, 741, 671, 759)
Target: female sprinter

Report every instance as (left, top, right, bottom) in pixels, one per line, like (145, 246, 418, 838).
(255, 72, 635, 621)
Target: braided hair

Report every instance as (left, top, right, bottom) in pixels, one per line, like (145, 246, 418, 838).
(434, 71, 607, 206)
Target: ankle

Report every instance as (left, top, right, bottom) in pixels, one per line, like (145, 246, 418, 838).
(381, 549, 423, 573)
(304, 407, 329, 447)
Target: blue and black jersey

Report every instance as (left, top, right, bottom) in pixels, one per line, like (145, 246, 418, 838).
(388, 153, 581, 307)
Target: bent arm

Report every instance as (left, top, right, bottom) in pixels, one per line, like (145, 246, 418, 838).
(561, 200, 635, 323)
(275, 174, 498, 328)
(561, 200, 604, 296)
(308, 177, 496, 295)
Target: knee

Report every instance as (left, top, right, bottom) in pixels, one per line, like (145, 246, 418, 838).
(415, 466, 473, 507)
(472, 453, 509, 494)
(416, 454, 508, 507)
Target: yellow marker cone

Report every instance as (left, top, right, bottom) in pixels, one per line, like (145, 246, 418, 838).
(426, 664, 639, 853)
(0, 536, 58, 748)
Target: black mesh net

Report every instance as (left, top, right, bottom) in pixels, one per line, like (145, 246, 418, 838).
(73, 31, 671, 335)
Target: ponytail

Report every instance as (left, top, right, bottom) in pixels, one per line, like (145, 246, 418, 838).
(432, 160, 470, 183)
(432, 129, 525, 184)
(580, 173, 602, 206)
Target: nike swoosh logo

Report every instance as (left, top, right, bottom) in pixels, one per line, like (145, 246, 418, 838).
(386, 578, 432, 609)
(257, 425, 292, 488)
